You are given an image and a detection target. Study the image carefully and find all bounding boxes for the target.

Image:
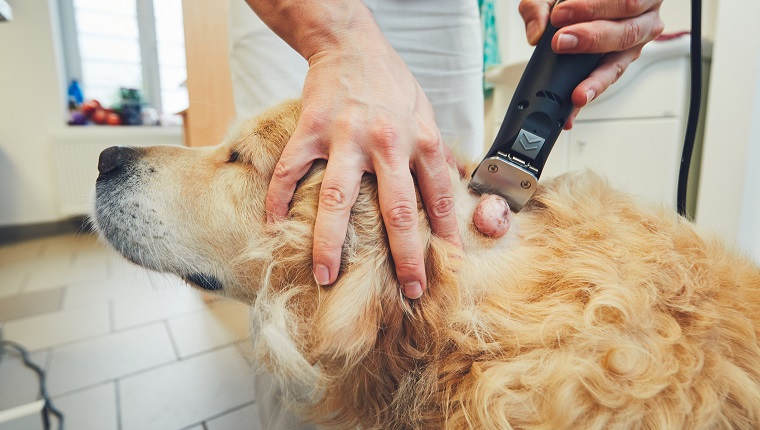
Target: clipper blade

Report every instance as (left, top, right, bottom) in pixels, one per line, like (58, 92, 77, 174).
(469, 156, 538, 212)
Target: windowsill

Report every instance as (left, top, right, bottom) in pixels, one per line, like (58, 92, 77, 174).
(55, 125, 183, 139)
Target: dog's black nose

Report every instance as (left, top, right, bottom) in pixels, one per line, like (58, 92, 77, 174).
(98, 146, 140, 177)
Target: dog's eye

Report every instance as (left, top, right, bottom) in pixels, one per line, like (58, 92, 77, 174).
(228, 150, 240, 163)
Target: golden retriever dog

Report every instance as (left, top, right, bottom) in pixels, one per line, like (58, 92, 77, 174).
(93, 100, 760, 429)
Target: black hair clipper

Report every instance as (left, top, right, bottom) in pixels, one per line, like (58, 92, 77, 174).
(470, 0, 602, 211)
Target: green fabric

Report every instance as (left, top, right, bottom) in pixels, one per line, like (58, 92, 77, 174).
(479, 0, 501, 98)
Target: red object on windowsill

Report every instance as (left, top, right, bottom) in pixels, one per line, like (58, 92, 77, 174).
(106, 112, 121, 126)
(91, 108, 108, 125)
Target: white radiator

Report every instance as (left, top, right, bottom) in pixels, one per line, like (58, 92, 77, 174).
(51, 127, 183, 216)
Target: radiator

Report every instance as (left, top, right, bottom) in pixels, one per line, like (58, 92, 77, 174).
(51, 127, 183, 216)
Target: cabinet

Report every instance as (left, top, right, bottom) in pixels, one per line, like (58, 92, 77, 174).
(566, 119, 683, 204)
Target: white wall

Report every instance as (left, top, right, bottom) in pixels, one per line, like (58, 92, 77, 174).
(0, 0, 741, 231)
(0, 0, 68, 226)
(696, 0, 760, 263)
(738, 88, 760, 263)
(659, 0, 717, 39)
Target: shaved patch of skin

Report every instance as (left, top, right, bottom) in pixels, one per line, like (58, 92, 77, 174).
(473, 194, 511, 238)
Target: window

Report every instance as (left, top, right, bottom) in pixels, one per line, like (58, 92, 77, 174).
(59, 0, 188, 117)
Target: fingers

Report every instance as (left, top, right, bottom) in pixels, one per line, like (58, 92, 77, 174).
(441, 144, 465, 178)
(551, 11, 665, 54)
(265, 124, 322, 223)
(413, 140, 462, 250)
(519, 0, 665, 53)
(569, 45, 643, 109)
(375, 160, 426, 299)
(312, 155, 364, 286)
(551, 0, 663, 27)
(518, 0, 555, 45)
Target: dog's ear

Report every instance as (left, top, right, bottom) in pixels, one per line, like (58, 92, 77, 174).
(250, 99, 301, 157)
(222, 99, 302, 181)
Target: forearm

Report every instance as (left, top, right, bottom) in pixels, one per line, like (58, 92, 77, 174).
(244, 0, 381, 60)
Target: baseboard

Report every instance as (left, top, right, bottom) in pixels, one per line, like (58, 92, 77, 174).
(0, 216, 94, 246)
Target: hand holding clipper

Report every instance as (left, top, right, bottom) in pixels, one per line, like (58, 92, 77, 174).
(470, 0, 602, 211)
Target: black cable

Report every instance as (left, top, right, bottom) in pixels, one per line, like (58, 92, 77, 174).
(676, 0, 703, 218)
(1, 340, 64, 430)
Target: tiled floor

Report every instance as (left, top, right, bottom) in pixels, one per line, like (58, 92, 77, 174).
(0, 233, 260, 430)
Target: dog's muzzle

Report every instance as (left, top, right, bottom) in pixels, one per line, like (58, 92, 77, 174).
(93, 145, 162, 269)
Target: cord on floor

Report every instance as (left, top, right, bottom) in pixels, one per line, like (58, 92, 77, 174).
(1, 340, 65, 430)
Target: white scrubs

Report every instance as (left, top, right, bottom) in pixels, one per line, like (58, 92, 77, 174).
(229, 0, 484, 160)
(228, 0, 483, 427)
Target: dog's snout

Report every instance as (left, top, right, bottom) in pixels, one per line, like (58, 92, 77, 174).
(98, 146, 140, 178)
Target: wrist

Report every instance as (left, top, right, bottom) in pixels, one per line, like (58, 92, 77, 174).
(277, 1, 382, 61)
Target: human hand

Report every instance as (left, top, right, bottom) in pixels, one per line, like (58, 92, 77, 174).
(519, 0, 665, 129)
(265, 20, 461, 300)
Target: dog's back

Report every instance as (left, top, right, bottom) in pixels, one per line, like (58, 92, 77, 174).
(252, 149, 760, 429)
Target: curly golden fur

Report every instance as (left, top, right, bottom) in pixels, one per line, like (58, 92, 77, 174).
(94, 100, 760, 429)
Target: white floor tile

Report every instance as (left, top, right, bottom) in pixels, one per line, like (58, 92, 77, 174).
(168, 301, 251, 358)
(206, 403, 260, 430)
(53, 383, 118, 430)
(24, 263, 108, 293)
(72, 247, 116, 270)
(3, 303, 110, 351)
(0, 414, 47, 430)
(0, 288, 64, 322)
(112, 285, 207, 330)
(46, 323, 176, 396)
(0, 239, 44, 264)
(37, 240, 77, 266)
(17, 252, 73, 269)
(0, 269, 25, 299)
(119, 346, 256, 430)
(1, 254, 72, 297)
(62, 272, 154, 308)
(41, 234, 98, 257)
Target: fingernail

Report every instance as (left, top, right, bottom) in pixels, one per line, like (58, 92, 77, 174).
(556, 33, 578, 51)
(586, 89, 596, 104)
(313, 264, 330, 285)
(403, 281, 423, 299)
(526, 20, 539, 44)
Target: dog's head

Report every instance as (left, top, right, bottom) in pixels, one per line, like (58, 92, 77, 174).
(92, 100, 497, 300)
(93, 101, 304, 302)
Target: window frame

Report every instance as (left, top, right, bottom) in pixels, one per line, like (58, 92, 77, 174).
(58, 0, 166, 114)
